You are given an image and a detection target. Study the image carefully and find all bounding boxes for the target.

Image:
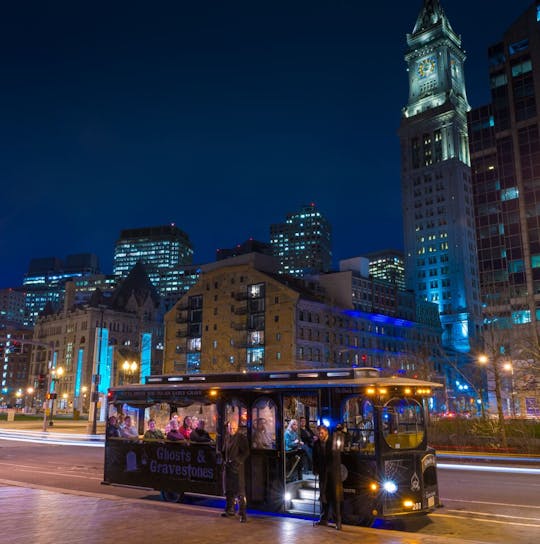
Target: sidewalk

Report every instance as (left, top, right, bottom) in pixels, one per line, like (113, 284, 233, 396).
(0, 480, 489, 544)
(0, 415, 103, 434)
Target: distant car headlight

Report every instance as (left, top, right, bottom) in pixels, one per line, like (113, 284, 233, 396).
(383, 481, 398, 493)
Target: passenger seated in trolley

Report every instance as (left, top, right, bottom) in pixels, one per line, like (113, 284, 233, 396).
(252, 418, 273, 449)
(189, 419, 212, 443)
(119, 415, 139, 440)
(144, 418, 165, 440)
(166, 418, 186, 441)
(284, 419, 304, 480)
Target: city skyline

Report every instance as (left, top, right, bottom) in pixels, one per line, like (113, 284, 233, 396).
(0, 0, 532, 288)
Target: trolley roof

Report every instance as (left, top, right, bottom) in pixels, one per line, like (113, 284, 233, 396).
(108, 367, 443, 395)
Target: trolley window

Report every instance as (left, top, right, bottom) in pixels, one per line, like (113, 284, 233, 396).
(342, 396, 374, 453)
(251, 397, 276, 449)
(382, 397, 425, 450)
(225, 398, 248, 432)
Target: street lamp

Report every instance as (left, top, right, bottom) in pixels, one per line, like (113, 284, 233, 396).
(122, 360, 138, 384)
(25, 387, 34, 413)
(43, 366, 64, 429)
(478, 353, 508, 447)
(503, 362, 516, 417)
(81, 386, 88, 414)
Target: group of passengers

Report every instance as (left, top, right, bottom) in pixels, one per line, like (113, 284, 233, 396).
(283, 416, 316, 478)
(106, 413, 213, 443)
(105, 414, 139, 439)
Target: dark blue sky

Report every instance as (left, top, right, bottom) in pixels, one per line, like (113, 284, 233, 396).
(0, 0, 533, 288)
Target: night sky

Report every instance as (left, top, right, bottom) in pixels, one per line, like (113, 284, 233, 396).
(0, 0, 533, 288)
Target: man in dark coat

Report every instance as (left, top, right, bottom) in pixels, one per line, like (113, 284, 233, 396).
(312, 424, 344, 529)
(221, 419, 250, 522)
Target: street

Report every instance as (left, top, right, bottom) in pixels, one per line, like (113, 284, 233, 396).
(0, 438, 539, 543)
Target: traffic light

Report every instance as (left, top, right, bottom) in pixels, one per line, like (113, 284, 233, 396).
(10, 341, 22, 354)
(361, 354, 368, 363)
(38, 374, 46, 390)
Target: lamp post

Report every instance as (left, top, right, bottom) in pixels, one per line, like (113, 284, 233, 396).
(81, 385, 88, 414)
(25, 387, 34, 413)
(122, 360, 138, 384)
(503, 362, 516, 418)
(15, 389, 23, 409)
(478, 354, 507, 447)
(44, 366, 64, 429)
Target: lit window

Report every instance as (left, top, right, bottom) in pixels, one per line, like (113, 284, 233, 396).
(501, 187, 519, 201)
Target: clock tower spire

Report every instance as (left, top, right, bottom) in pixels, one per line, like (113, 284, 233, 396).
(399, 1, 481, 353)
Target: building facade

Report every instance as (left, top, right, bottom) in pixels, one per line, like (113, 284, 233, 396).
(361, 250, 406, 291)
(469, 1, 540, 417)
(0, 288, 26, 327)
(0, 329, 32, 407)
(113, 224, 195, 297)
(164, 254, 443, 401)
(28, 264, 164, 420)
(269, 203, 332, 278)
(400, 0, 482, 352)
(22, 254, 101, 325)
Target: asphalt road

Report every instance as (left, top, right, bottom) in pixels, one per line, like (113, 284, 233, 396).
(0, 439, 539, 543)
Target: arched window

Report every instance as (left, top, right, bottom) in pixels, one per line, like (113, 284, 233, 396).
(251, 397, 276, 449)
(382, 397, 425, 450)
(225, 398, 247, 431)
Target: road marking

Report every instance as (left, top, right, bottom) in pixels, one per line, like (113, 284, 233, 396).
(442, 497, 540, 510)
(438, 463, 540, 475)
(432, 512, 540, 528)
(442, 508, 540, 521)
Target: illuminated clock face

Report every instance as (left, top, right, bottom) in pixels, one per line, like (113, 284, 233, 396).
(417, 56, 437, 79)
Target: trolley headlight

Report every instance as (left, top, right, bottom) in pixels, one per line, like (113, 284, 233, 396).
(382, 480, 398, 493)
(369, 482, 379, 492)
(284, 492, 292, 502)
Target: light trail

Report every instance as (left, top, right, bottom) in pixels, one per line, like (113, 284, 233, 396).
(438, 462, 540, 475)
(0, 429, 103, 447)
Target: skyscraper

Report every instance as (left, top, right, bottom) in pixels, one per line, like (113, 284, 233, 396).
(361, 249, 406, 291)
(269, 203, 332, 278)
(22, 253, 101, 325)
(400, 0, 482, 352)
(469, 3, 540, 357)
(113, 224, 195, 297)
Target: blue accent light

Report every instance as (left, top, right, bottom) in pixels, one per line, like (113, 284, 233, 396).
(97, 328, 110, 395)
(49, 352, 58, 393)
(75, 348, 84, 396)
(343, 310, 414, 328)
(141, 332, 152, 382)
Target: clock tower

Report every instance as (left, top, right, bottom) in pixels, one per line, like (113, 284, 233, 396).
(400, 0, 481, 353)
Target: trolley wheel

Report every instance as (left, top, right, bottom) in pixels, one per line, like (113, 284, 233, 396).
(358, 513, 375, 527)
(160, 490, 184, 503)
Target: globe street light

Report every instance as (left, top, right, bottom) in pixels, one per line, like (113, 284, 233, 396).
(478, 354, 508, 447)
(81, 386, 88, 414)
(503, 362, 516, 417)
(47, 366, 64, 428)
(122, 360, 138, 384)
(26, 386, 34, 413)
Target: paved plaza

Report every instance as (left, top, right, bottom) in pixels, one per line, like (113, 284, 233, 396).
(0, 481, 490, 544)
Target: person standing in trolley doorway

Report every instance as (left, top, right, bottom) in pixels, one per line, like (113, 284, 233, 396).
(313, 424, 344, 529)
(221, 419, 250, 523)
